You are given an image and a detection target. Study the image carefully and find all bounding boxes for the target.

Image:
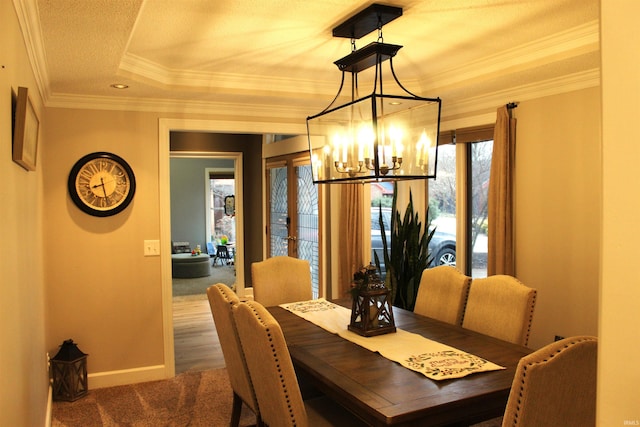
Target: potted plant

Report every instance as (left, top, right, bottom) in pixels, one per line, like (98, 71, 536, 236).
(374, 183, 435, 311)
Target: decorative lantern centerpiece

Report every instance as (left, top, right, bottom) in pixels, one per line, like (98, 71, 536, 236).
(51, 339, 88, 401)
(349, 264, 396, 337)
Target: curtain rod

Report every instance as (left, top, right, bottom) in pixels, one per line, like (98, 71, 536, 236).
(506, 102, 518, 109)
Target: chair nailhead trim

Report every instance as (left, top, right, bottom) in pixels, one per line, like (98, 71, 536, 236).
(511, 337, 595, 426)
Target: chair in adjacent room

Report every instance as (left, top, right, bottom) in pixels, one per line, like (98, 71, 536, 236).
(233, 300, 367, 427)
(213, 245, 233, 266)
(251, 256, 312, 306)
(206, 284, 262, 427)
(462, 275, 537, 346)
(413, 265, 472, 325)
(206, 242, 216, 263)
(502, 336, 597, 427)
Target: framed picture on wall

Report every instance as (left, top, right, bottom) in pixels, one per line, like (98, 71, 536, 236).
(12, 86, 39, 171)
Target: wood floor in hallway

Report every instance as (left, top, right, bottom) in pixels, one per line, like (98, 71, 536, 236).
(173, 296, 225, 374)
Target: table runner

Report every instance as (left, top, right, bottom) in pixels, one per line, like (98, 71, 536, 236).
(280, 298, 505, 380)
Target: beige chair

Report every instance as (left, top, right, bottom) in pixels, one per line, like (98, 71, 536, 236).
(206, 284, 262, 427)
(251, 256, 312, 306)
(414, 265, 472, 325)
(233, 300, 367, 427)
(502, 336, 597, 427)
(462, 275, 536, 346)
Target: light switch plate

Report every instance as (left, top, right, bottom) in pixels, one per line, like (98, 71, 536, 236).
(144, 240, 160, 256)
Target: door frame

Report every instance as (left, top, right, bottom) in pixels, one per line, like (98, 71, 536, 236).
(158, 118, 304, 377)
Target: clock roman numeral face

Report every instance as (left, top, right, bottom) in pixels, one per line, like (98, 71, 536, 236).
(75, 158, 131, 210)
(68, 152, 136, 217)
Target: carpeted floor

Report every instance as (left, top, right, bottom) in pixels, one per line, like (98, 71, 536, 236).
(172, 265, 236, 297)
(52, 368, 257, 427)
(51, 368, 503, 427)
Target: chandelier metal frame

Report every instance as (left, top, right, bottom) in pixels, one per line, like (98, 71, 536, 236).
(307, 4, 441, 184)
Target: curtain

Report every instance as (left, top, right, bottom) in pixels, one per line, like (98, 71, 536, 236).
(487, 105, 516, 276)
(338, 184, 364, 297)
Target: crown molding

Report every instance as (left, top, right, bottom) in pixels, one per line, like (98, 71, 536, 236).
(45, 67, 600, 129)
(441, 68, 600, 120)
(13, 0, 51, 104)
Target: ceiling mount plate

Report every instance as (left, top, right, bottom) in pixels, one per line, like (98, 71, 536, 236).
(332, 4, 403, 39)
(334, 42, 402, 73)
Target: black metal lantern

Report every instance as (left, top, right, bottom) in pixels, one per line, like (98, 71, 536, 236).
(307, 4, 441, 184)
(51, 339, 88, 401)
(349, 265, 396, 337)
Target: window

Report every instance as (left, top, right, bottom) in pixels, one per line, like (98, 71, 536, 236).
(429, 126, 494, 278)
(210, 177, 236, 243)
(369, 182, 457, 272)
(367, 125, 493, 278)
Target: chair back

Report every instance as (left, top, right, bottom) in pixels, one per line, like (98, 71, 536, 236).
(206, 284, 259, 415)
(502, 336, 597, 427)
(217, 245, 231, 258)
(414, 265, 471, 325)
(251, 256, 312, 307)
(206, 242, 215, 256)
(233, 300, 309, 427)
(462, 275, 536, 346)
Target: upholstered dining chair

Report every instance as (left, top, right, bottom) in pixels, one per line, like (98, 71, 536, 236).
(502, 336, 597, 427)
(206, 284, 262, 427)
(233, 300, 367, 427)
(414, 265, 472, 325)
(462, 275, 537, 346)
(251, 256, 312, 307)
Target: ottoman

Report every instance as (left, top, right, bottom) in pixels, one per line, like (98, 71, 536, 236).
(171, 253, 211, 278)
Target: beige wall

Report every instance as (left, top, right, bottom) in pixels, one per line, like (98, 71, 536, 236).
(515, 88, 601, 349)
(599, 1, 640, 424)
(1, 2, 48, 426)
(43, 108, 166, 377)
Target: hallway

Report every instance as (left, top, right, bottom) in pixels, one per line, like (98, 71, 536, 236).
(173, 296, 224, 374)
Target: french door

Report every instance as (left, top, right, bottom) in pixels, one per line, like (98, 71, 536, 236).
(266, 153, 321, 298)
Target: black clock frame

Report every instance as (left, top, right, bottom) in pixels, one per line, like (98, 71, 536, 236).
(68, 152, 136, 217)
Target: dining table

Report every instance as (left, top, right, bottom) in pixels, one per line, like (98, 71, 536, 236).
(267, 298, 531, 427)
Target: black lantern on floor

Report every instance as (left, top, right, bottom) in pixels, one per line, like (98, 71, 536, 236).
(51, 339, 88, 401)
(349, 265, 396, 337)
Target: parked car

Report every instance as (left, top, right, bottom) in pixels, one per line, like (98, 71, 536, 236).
(370, 208, 456, 271)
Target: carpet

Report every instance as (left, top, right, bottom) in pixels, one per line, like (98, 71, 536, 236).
(172, 265, 236, 297)
(52, 369, 257, 427)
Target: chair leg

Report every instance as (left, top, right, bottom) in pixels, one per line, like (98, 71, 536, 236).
(230, 392, 242, 427)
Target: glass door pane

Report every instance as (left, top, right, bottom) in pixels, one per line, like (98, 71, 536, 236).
(267, 156, 321, 298)
(429, 143, 458, 267)
(268, 166, 289, 257)
(295, 163, 319, 297)
(470, 140, 492, 278)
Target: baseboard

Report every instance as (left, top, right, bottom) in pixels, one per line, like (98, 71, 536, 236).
(45, 383, 52, 427)
(88, 365, 167, 389)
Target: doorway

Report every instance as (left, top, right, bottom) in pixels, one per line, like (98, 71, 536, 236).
(159, 118, 305, 377)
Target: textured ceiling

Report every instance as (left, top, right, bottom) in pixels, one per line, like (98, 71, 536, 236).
(23, 0, 600, 122)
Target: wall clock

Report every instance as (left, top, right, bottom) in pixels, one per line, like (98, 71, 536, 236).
(68, 152, 136, 217)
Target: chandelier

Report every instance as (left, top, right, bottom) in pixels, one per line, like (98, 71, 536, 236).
(307, 4, 441, 184)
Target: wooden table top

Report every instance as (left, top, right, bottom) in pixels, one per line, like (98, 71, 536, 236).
(268, 299, 531, 427)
